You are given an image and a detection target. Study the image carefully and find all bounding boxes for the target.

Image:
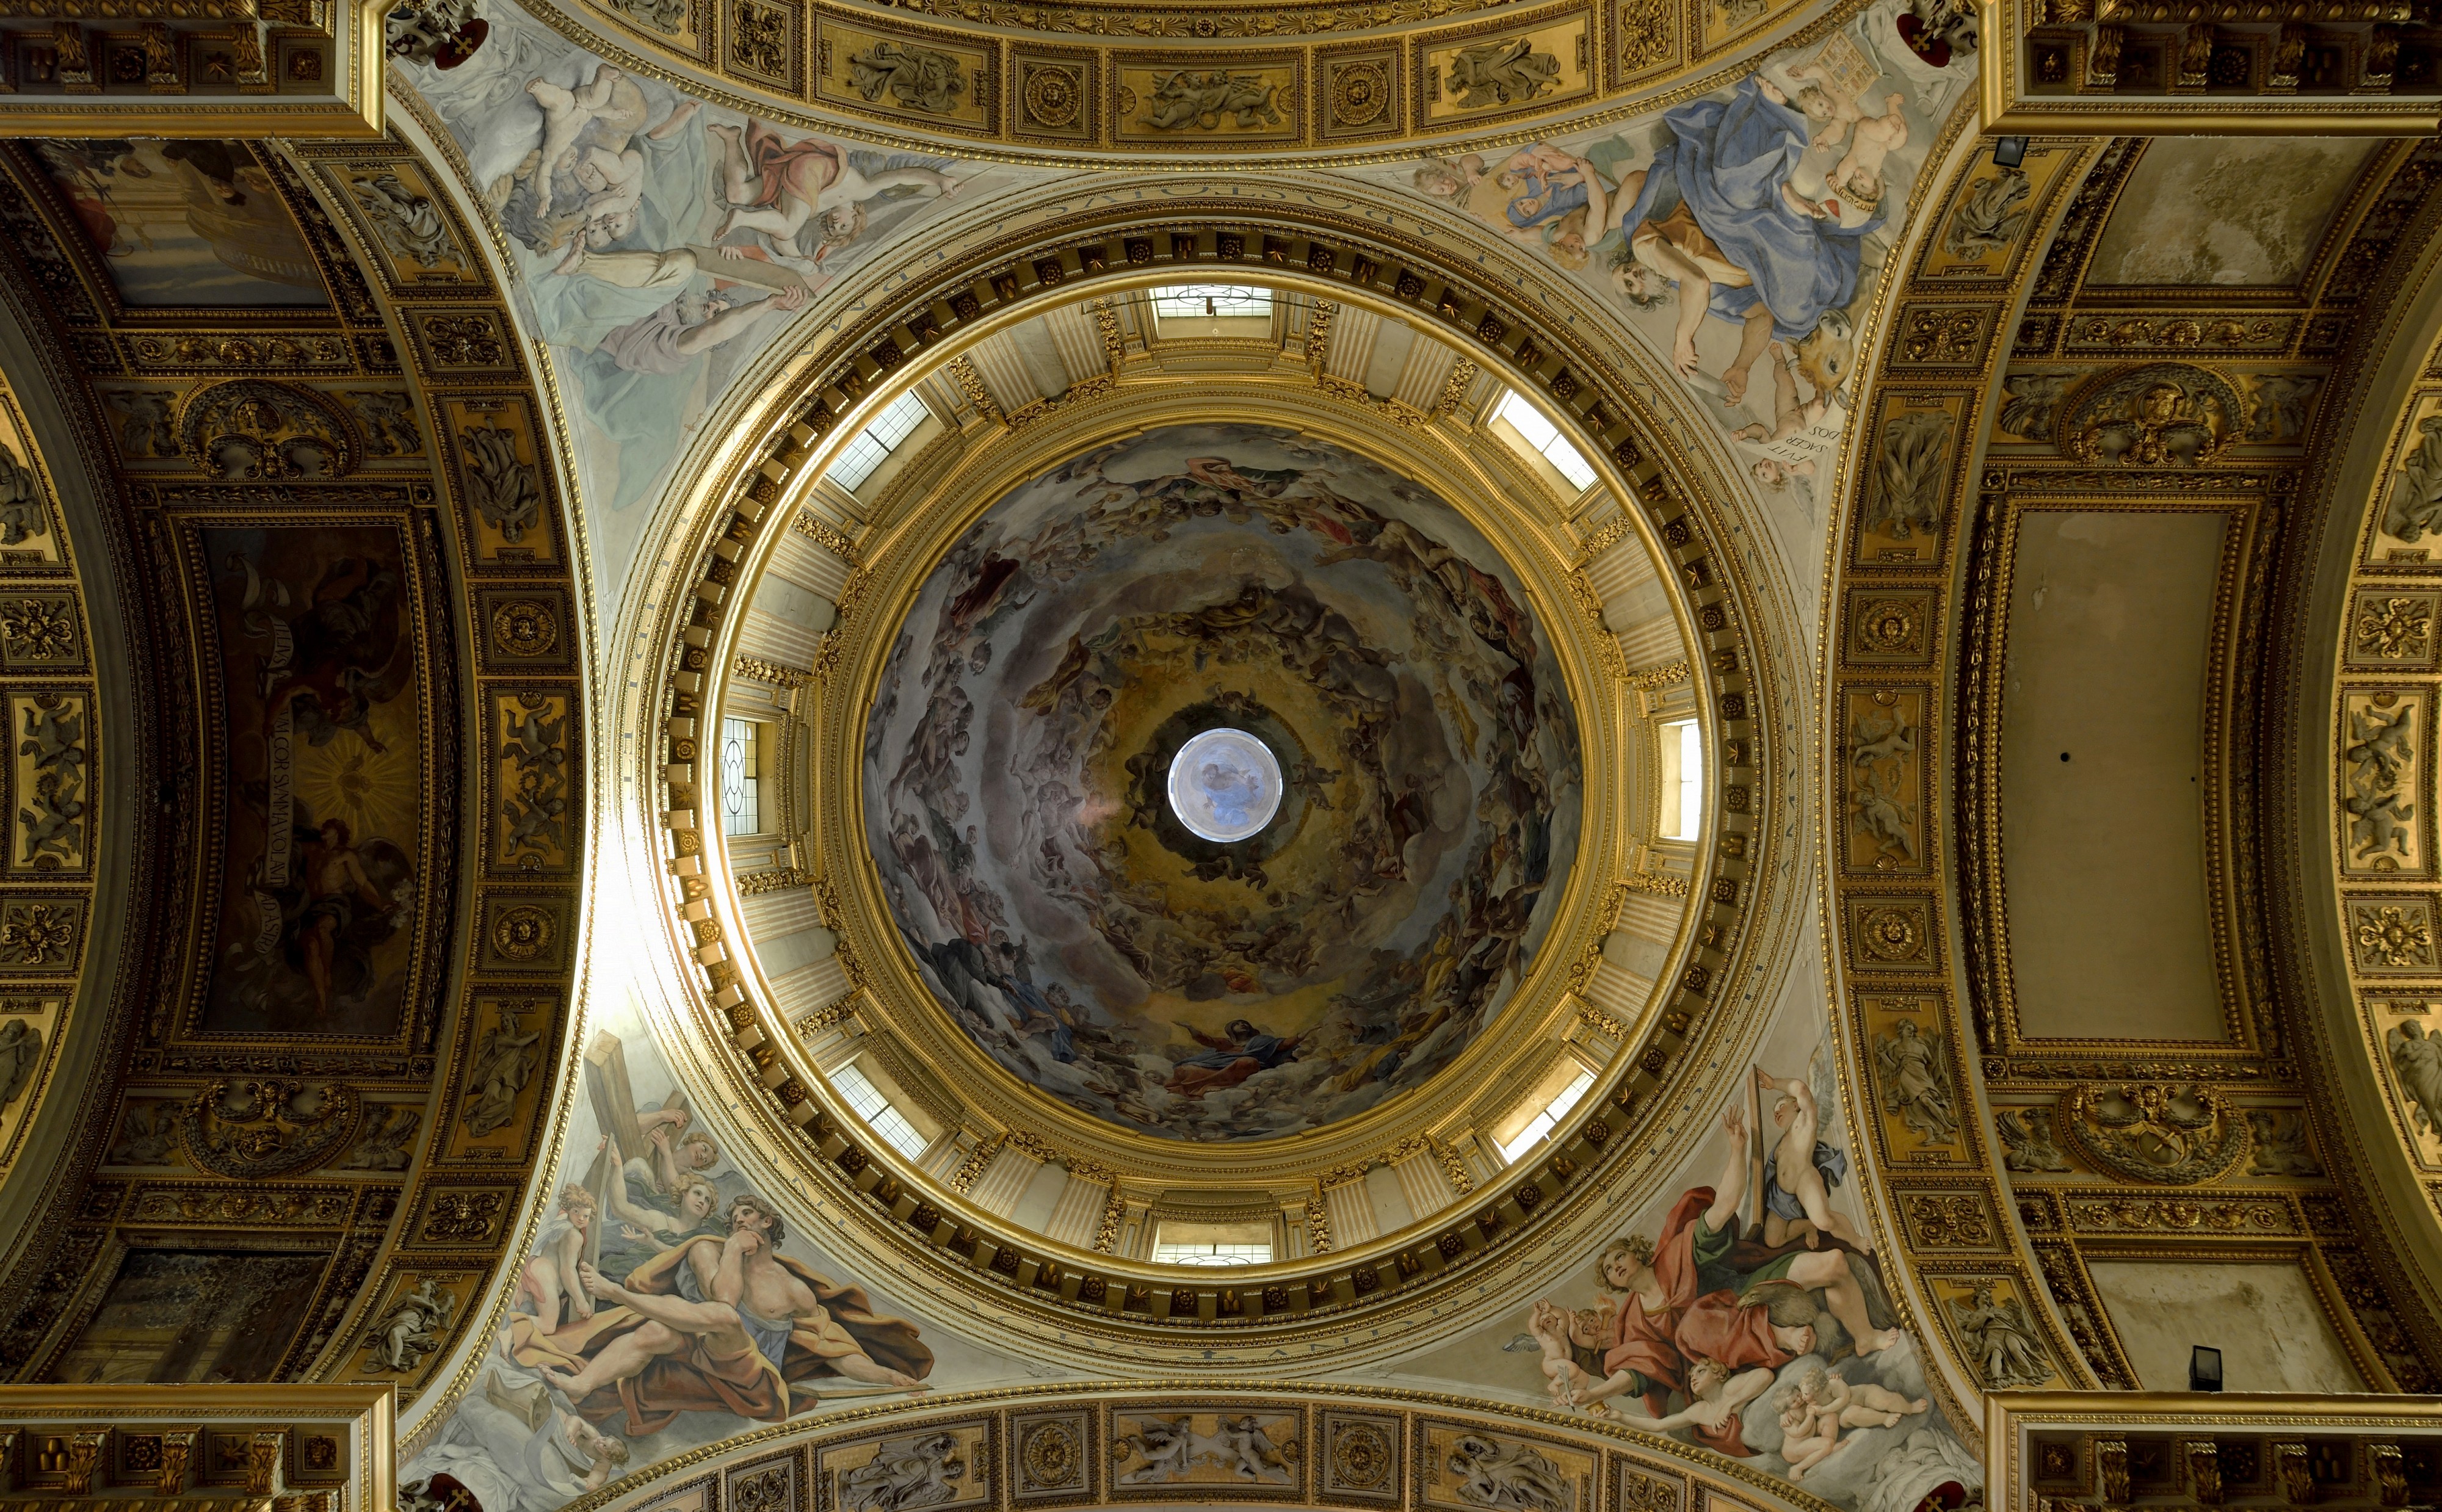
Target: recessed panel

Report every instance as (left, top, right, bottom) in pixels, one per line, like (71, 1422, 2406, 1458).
(2001, 509, 2228, 1042)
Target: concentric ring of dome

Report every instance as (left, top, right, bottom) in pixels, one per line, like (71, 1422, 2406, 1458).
(863, 422, 1585, 1143)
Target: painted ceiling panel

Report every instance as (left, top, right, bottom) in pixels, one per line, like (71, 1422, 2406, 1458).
(2000, 509, 2228, 1043)
(2084, 138, 2385, 288)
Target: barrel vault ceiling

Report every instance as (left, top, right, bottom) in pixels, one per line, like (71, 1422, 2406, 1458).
(0, 0, 2437, 1509)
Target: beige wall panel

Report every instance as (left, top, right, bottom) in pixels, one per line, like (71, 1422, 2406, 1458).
(2002, 510, 2226, 1041)
(2087, 1259, 2362, 1392)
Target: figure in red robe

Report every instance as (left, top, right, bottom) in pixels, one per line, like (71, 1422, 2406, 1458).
(1563, 1104, 1902, 1452)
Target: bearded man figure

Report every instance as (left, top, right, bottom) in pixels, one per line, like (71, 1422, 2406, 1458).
(514, 1193, 932, 1434)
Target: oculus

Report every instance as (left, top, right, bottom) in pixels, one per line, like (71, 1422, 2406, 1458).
(863, 423, 1582, 1142)
(1167, 728, 1281, 843)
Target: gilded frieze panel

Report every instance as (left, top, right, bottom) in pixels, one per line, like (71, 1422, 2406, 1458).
(1416, 8, 1593, 130)
(813, 18, 997, 136)
(1842, 685, 1927, 875)
(2341, 688, 2430, 878)
(1851, 392, 1968, 570)
(0, 377, 99, 1202)
(1912, 144, 2082, 286)
(1110, 52, 1302, 146)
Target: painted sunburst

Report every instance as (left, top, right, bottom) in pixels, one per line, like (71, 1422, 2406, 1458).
(291, 695, 421, 849)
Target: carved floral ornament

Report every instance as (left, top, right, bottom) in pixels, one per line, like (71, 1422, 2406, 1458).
(638, 217, 1767, 1340)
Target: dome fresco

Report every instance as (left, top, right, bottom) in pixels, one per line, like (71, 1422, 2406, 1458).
(863, 423, 1583, 1141)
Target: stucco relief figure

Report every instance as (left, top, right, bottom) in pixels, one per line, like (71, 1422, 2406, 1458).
(2346, 701, 2416, 864)
(1938, 165, 2029, 260)
(2390, 1020, 2442, 1136)
(369, 1278, 461, 1372)
(849, 43, 967, 114)
(1863, 410, 1952, 540)
(1998, 372, 2072, 441)
(1446, 1434, 1572, 1512)
(0, 1017, 40, 1106)
(1871, 1022, 1955, 1141)
(0, 440, 45, 547)
(1115, 1419, 1195, 1484)
(1444, 40, 1562, 109)
(350, 172, 458, 266)
(513, 1193, 931, 1433)
(1995, 1108, 2068, 1172)
(1948, 1283, 2049, 1389)
(463, 1003, 543, 1137)
(841, 1432, 965, 1511)
(2391, 415, 2442, 543)
(1142, 71, 1283, 130)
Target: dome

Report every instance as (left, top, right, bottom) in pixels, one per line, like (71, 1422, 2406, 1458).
(864, 423, 1583, 1142)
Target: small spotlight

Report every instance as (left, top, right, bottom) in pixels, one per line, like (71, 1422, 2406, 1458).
(2190, 1345, 2223, 1392)
(1993, 136, 2030, 168)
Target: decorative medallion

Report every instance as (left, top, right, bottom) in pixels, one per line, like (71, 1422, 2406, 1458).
(491, 904, 554, 961)
(1852, 595, 1928, 659)
(1860, 905, 1922, 961)
(2059, 1083, 2252, 1185)
(1021, 61, 1083, 127)
(1328, 59, 1391, 127)
(1327, 1419, 1392, 1488)
(490, 598, 560, 659)
(1019, 1417, 1083, 1492)
(176, 1079, 363, 1179)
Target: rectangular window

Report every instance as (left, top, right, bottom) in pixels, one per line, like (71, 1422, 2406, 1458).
(1494, 389, 1598, 491)
(1660, 718, 1703, 841)
(1150, 1240, 1274, 1267)
(827, 391, 932, 491)
(1497, 1068, 1596, 1163)
(831, 1061, 932, 1160)
(1150, 284, 1272, 324)
(720, 717, 761, 837)
(1150, 1218, 1272, 1267)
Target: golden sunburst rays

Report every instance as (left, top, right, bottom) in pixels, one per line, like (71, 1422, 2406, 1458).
(291, 696, 421, 848)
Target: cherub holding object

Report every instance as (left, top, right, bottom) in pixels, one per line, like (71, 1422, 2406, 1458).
(1522, 1299, 1613, 1411)
(1784, 62, 1908, 215)
(1600, 1357, 1776, 1441)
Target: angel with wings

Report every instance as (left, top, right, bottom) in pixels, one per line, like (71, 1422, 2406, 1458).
(1872, 1019, 1956, 1141)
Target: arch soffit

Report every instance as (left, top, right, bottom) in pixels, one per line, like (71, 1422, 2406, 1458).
(1824, 127, 2442, 1419)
